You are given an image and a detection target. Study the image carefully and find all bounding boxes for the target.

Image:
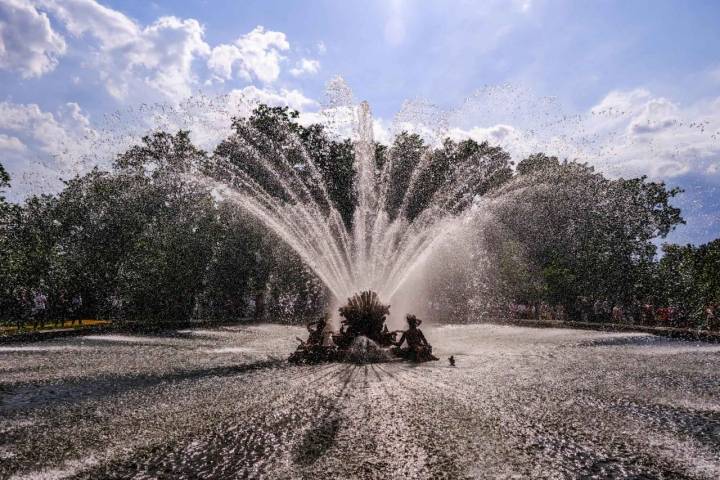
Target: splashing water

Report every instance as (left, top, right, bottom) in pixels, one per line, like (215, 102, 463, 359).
(201, 100, 465, 305)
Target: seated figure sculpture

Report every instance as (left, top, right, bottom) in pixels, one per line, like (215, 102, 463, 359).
(289, 316, 337, 364)
(306, 317, 327, 346)
(392, 314, 439, 362)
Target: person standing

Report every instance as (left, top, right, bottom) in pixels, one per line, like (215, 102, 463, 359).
(32, 289, 49, 330)
(642, 302, 655, 326)
(704, 304, 717, 331)
(70, 293, 83, 326)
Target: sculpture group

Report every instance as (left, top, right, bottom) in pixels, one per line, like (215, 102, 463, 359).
(289, 291, 438, 364)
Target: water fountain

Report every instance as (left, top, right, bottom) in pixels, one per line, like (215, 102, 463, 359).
(205, 101, 464, 304)
(200, 100, 474, 360)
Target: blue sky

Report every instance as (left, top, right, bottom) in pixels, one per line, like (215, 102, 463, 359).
(0, 0, 719, 245)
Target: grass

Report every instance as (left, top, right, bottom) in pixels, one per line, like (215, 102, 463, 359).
(0, 319, 111, 335)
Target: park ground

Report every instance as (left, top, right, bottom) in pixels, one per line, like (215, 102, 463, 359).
(0, 320, 110, 336)
(2, 324, 720, 479)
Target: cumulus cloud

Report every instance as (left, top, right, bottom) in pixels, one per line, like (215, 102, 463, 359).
(2, 1, 312, 102)
(36, 0, 138, 48)
(0, 133, 26, 152)
(22, 2, 297, 100)
(124, 16, 210, 99)
(449, 124, 518, 144)
(590, 88, 652, 118)
(37, 0, 211, 100)
(207, 26, 289, 83)
(228, 85, 315, 111)
(0, 0, 66, 77)
(53, 86, 320, 162)
(290, 58, 320, 77)
(0, 101, 98, 198)
(583, 89, 720, 179)
(0, 101, 93, 160)
(397, 87, 720, 182)
(186, 87, 316, 148)
(627, 98, 679, 135)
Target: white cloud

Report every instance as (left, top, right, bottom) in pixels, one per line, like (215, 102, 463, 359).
(592, 88, 652, 112)
(0, 133, 26, 152)
(207, 26, 289, 83)
(316, 41, 326, 55)
(332, 87, 719, 183)
(0, 101, 98, 198)
(0, 102, 67, 151)
(290, 58, 320, 77)
(228, 85, 316, 111)
(405, 87, 720, 181)
(80, 86, 319, 157)
(450, 124, 518, 144)
(583, 89, 720, 179)
(33, 1, 211, 100)
(446, 123, 550, 165)
(0, 0, 66, 77)
(36, 0, 138, 48)
(187, 87, 316, 147)
(2, 1, 308, 101)
(0, 101, 94, 160)
(627, 98, 679, 135)
(125, 16, 210, 99)
(372, 117, 392, 145)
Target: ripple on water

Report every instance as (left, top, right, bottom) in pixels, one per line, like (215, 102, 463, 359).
(2, 324, 720, 479)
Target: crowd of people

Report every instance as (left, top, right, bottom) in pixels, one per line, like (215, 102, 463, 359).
(8, 286, 83, 331)
(510, 299, 719, 330)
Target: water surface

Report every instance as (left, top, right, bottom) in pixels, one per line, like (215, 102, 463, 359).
(2, 324, 719, 479)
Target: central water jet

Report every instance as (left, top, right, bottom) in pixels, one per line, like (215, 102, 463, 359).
(203, 100, 464, 309)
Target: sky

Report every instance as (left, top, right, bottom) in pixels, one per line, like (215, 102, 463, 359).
(0, 0, 719, 245)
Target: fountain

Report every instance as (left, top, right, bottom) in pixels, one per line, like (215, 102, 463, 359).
(200, 99, 476, 361)
(204, 101, 465, 302)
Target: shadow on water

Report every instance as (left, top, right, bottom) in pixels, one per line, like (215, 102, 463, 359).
(0, 358, 288, 414)
(291, 365, 360, 466)
(293, 415, 343, 466)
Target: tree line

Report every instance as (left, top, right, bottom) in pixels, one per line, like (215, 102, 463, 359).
(0, 105, 717, 330)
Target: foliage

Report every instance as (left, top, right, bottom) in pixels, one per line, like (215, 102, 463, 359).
(0, 162, 10, 204)
(0, 107, 717, 331)
(655, 240, 720, 326)
(491, 154, 685, 313)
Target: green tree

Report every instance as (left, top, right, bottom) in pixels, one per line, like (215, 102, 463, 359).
(111, 131, 218, 321)
(656, 239, 720, 327)
(494, 154, 684, 314)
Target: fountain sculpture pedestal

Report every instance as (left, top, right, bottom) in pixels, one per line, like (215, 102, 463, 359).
(289, 291, 436, 364)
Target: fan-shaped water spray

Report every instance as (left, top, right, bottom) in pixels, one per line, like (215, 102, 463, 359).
(201, 100, 466, 305)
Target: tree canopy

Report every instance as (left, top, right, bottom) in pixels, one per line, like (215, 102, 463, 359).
(0, 105, 715, 330)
